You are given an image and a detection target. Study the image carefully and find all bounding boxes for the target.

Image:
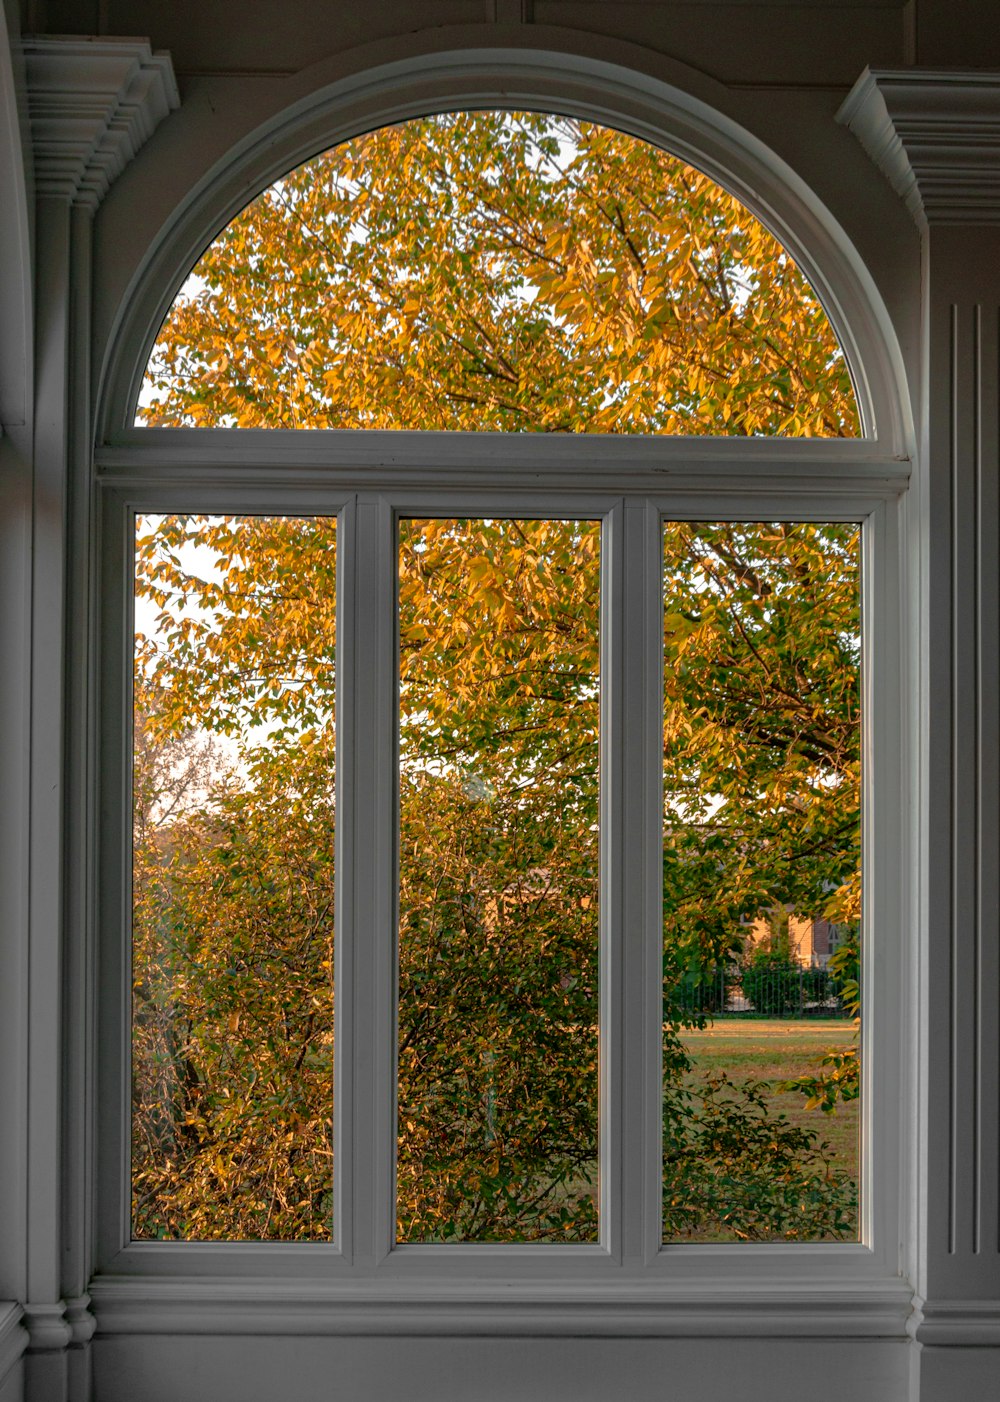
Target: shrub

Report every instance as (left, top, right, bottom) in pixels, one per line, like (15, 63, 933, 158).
(740, 951, 803, 1016)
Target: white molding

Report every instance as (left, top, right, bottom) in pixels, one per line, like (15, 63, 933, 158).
(839, 69, 1000, 227)
(63, 1295, 95, 1347)
(0, 1304, 28, 1383)
(98, 428, 908, 468)
(21, 1302, 71, 1353)
(88, 1275, 915, 1339)
(0, 16, 31, 430)
(910, 1298, 1000, 1347)
(17, 1296, 96, 1358)
(21, 36, 178, 210)
(90, 41, 914, 456)
(93, 430, 911, 501)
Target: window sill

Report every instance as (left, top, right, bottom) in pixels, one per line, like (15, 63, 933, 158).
(88, 1264, 915, 1339)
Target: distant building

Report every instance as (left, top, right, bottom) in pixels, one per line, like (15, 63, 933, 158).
(745, 913, 846, 969)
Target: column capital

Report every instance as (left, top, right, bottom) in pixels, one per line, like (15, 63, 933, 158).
(839, 68, 1000, 227)
(21, 35, 179, 211)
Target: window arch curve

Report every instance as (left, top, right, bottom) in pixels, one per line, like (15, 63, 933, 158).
(95, 49, 910, 449)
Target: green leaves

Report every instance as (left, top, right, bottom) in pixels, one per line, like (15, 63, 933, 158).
(662, 521, 861, 980)
(663, 1074, 857, 1241)
(396, 519, 600, 1242)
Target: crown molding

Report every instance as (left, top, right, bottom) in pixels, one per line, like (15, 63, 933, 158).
(839, 68, 1000, 227)
(21, 36, 179, 210)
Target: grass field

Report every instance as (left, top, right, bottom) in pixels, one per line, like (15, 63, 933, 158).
(679, 1018, 859, 1238)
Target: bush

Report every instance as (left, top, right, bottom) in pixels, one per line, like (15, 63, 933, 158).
(740, 952, 803, 1016)
(800, 966, 832, 1005)
(671, 965, 729, 1017)
(663, 1074, 857, 1240)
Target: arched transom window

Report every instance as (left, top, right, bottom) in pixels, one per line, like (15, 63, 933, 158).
(138, 111, 859, 436)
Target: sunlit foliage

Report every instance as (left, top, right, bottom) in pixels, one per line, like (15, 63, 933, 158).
(139, 112, 858, 437)
(131, 112, 861, 1244)
(397, 519, 600, 1241)
(133, 519, 338, 1240)
(659, 522, 860, 1240)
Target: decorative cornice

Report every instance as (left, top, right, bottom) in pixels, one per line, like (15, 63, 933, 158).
(839, 68, 1000, 227)
(21, 36, 179, 210)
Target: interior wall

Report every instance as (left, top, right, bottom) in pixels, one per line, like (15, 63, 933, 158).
(91, 1336, 912, 1402)
(5, 4, 1000, 1401)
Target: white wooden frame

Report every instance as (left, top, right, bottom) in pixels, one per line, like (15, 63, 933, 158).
(93, 51, 914, 458)
(65, 41, 924, 1352)
(89, 429, 912, 1338)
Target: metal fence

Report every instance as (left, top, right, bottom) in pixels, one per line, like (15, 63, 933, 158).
(672, 966, 852, 1019)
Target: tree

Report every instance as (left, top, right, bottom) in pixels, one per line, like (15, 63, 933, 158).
(131, 111, 860, 1243)
(132, 675, 336, 1240)
(141, 112, 857, 438)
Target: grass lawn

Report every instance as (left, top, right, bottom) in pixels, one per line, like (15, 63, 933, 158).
(678, 1018, 859, 1239)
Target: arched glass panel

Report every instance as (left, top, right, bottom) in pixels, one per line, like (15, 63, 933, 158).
(137, 111, 859, 436)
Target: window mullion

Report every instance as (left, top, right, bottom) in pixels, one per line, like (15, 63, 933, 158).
(642, 499, 667, 1263)
(347, 494, 397, 1267)
(607, 498, 663, 1266)
(330, 496, 356, 1260)
(600, 501, 624, 1260)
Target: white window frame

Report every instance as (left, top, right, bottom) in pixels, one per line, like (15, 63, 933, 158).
(90, 427, 911, 1338)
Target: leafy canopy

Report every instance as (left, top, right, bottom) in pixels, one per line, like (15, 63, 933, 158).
(131, 111, 860, 1245)
(140, 111, 858, 437)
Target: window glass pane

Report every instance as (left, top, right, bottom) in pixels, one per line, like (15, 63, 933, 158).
(397, 518, 600, 1242)
(661, 522, 860, 1243)
(131, 515, 336, 1241)
(137, 112, 858, 438)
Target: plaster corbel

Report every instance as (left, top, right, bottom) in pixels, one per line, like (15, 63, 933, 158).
(838, 67, 1000, 226)
(21, 35, 179, 210)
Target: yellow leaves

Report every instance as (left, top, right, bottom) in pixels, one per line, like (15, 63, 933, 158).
(135, 111, 859, 438)
(127, 123, 865, 1242)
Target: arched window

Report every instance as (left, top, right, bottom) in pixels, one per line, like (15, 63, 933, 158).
(97, 101, 904, 1331)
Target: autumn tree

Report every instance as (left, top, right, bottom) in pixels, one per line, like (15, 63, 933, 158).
(132, 111, 860, 1244)
(140, 111, 857, 437)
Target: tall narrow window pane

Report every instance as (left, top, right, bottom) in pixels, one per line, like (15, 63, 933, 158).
(131, 515, 336, 1241)
(661, 522, 861, 1242)
(397, 518, 600, 1242)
